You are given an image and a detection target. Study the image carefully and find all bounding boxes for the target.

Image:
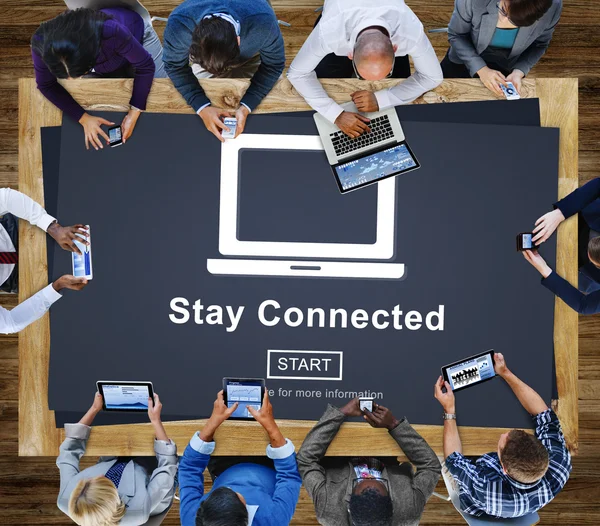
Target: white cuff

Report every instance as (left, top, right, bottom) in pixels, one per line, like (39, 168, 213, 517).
(266, 438, 295, 459)
(240, 102, 251, 112)
(39, 214, 57, 232)
(196, 103, 211, 115)
(374, 89, 392, 111)
(323, 102, 345, 125)
(189, 431, 216, 454)
(40, 284, 62, 305)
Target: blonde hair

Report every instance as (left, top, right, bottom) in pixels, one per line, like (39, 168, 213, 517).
(68, 476, 126, 526)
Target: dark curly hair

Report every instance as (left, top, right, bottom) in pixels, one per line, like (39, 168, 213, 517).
(349, 488, 393, 526)
(196, 487, 248, 526)
(31, 8, 109, 79)
(189, 16, 240, 76)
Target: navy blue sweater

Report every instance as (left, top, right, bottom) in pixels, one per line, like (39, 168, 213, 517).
(163, 0, 285, 112)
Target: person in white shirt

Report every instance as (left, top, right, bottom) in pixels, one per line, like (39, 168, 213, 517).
(287, 0, 443, 138)
(0, 188, 88, 334)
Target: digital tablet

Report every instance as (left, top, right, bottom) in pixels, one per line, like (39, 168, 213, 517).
(96, 381, 154, 411)
(222, 377, 266, 420)
(441, 350, 496, 392)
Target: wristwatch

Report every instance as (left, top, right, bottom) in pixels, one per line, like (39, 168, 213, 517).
(442, 413, 457, 420)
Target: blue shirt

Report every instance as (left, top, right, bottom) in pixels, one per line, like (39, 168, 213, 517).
(445, 409, 571, 518)
(179, 433, 301, 526)
(489, 27, 519, 49)
(162, 0, 285, 112)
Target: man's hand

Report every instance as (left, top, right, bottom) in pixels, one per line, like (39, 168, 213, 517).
(200, 390, 238, 442)
(362, 403, 400, 430)
(121, 108, 141, 144)
(79, 113, 114, 151)
(334, 111, 371, 138)
(351, 91, 379, 113)
(234, 105, 250, 138)
(247, 392, 286, 447)
(52, 275, 88, 292)
(494, 352, 509, 378)
(199, 106, 234, 142)
(47, 223, 89, 254)
(339, 397, 362, 417)
(434, 376, 456, 414)
(522, 249, 552, 278)
(148, 393, 163, 424)
(477, 66, 507, 97)
(533, 209, 565, 245)
(506, 69, 525, 95)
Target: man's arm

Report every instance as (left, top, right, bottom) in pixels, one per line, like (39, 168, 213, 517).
(239, 15, 285, 111)
(179, 435, 212, 526)
(433, 376, 462, 459)
(0, 188, 55, 231)
(554, 177, 600, 220)
(495, 354, 548, 415)
(287, 28, 344, 123)
(163, 15, 211, 112)
(533, 410, 572, 494)
(544, 271, 600, 315)
(296, 404, 346, 511)
(512, 3, 562, 76)
(0, 284, 61, 335)
(374, 32, 443, 109)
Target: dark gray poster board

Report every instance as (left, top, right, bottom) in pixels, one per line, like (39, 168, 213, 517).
(45, 102, 557, 429)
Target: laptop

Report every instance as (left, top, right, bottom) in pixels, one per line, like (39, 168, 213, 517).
(206, 133, 405, 280)
(313, 102, 420, 193)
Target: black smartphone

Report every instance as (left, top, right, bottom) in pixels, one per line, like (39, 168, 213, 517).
(96, 381, 154, 411)
(108, 125, 123, 147)
(222, 377, 266, 420)
(441, 350, 496, 392)
(516, 232, 534, 251)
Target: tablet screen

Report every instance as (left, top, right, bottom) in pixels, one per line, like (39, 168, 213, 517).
(102, 383, 150, 410)
(225, 380, 263, 418)
(334, 142, 419, 192)
(445, 352, 496, 391)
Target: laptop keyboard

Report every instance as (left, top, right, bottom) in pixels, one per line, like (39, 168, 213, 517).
(331, 115, 394, 157)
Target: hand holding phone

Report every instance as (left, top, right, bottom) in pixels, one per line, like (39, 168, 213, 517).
(516, 232, 534, 251)
(108, 125, 123, 147)
(359, 398, 374, 412)
(500, 82, 520, 100)
(221, 117, 237, 139)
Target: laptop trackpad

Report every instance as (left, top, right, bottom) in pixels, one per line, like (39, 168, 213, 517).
(238, 149, 378, 244)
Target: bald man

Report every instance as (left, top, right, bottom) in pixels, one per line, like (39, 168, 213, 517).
(288, 0, 443, 137)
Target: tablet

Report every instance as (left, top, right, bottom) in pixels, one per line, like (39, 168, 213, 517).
(222, 377, 265, 420)
(441, 350, 496, 392)
(96, 381, 154, 411)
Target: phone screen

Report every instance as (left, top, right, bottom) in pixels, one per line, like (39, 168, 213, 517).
(109, 127, 122, 143)
(522, 233, 533, 249)
(225, 380, 263, 418)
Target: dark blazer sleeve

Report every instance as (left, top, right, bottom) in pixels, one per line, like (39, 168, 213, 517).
(296, 405, 345, 514)
(554, 178, 600, 220)
(542, 271, 600, 315)
(389, 419, 441, 503)
(447, 0, 487, 77)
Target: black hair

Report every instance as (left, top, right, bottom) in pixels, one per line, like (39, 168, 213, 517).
(348, 488, 393, 526)
(31, 8, 108, 79)
(195, 487, 248, 526)
(589, 236, 600, 265)
(189, 16, 240, 76)
(505, 0, 553, 27)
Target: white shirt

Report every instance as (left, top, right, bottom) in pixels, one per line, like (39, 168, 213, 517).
(287, 0, 443, 123)
(0, 188, 61, 334)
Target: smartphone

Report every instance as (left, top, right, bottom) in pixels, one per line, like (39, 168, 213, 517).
(516, 232, 534, 251)
(108, 125, 123, 147)
(222, 377, 265, 420)
(501, 82, 520, 100)
(359, 398, 374, 412)
(221, 117, 237, 139)
(441, 350, 496, 392)
(96, 381, 154, 411)
(72, 225, 92, 279)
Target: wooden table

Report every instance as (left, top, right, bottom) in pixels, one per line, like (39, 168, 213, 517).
(18, 77, 578, 457)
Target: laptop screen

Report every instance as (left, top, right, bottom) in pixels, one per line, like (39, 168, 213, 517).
(334, 143, 419, 193)
(237, 149, 378, 244)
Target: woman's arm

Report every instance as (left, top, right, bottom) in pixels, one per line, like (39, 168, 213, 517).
(447, 0, 487, 76)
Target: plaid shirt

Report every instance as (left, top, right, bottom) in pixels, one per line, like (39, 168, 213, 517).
(445, 409, 572, 518)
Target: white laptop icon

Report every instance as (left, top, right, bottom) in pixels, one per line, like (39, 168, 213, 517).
(206, 133, 405, 280)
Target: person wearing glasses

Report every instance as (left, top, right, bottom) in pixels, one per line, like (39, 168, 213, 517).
(441, 0, 562, 97)
(32, 7, 166, 150)
(287, 0, 442, 138)
(521, 178, 600, 315)
(297, 399, 441, 526)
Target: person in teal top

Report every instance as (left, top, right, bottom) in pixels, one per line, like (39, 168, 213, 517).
(441, 0, 562, 97)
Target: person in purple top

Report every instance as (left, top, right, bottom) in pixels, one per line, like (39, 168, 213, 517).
(31, 7, 165, 150)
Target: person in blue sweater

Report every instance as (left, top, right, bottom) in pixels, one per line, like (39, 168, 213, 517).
(179, 390, 301, 526)
(522, 177, 600, 314)
(163, 0, 285, 142)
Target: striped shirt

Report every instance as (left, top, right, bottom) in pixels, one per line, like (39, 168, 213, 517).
(445, 409, 572, 518)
